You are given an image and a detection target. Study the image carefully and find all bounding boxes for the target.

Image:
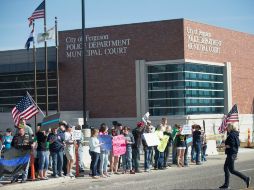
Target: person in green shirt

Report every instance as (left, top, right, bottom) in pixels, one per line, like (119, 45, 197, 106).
(171, 124, 179, 165)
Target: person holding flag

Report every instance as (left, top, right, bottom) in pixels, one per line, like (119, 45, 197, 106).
(219, 123, 251, 189)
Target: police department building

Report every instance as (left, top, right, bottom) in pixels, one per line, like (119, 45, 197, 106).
(0, 19, 253, 141)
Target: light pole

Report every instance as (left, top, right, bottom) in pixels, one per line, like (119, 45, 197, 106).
(82, 0, 87, 128)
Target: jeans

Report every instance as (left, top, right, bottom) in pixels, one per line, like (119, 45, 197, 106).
(144, 147, 152, 170)
(122, 146, 132, 171)
(132, 148, 141, 171)
(191, 144, 195, 161)
(90, 151, 100, 176)
(163, 144, 171, 167)
(37, 151, 49, 171)
(194, 142, 201, 163)
(224, 154, 248, 187)
(172, 143, 177, 164)
(51, 151, 63, 176)
(154, 146, 164, 169)
(100, 151, 109, 175)
(13, 157, 30, 181)
(201, 144, 207, 161)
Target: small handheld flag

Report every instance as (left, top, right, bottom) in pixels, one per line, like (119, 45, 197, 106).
(218, 104, 239, 133)
(11, 95, 39, 126)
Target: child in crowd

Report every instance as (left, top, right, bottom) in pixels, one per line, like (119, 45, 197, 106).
(99, 123, 110, 177)
(122, 126, 135, 174)
(175, 125, 186, 167)
(2, 128, 13, 150)
(142, 124, 154, 172)
(89, 128, 103, 179)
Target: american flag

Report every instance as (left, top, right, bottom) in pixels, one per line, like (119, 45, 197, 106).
(218, 104, 239, 133)
(28, 0, 45, 27)
(12, 95, 39, 126)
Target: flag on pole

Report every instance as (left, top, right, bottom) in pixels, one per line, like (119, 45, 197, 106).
(218, 104, 239, 133)
(25, 25, 35, 50)
(11, 95, 39, 126)
(28, 0, 45, 27)
(37, 26, 55, 43)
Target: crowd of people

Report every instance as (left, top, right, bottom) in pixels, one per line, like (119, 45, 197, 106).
(0, 117, 208, 183)
(88, 118, 207, 179)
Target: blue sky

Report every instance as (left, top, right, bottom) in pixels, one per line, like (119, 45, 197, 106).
(0, 0, 254, 51)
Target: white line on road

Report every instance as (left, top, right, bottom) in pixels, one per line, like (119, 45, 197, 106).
(240, 168, 254, 172)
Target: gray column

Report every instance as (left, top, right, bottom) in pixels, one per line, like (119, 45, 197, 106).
(224, 62, 232, 113)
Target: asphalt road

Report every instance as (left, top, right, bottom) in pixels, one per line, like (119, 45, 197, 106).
(1, 150, 254, 190)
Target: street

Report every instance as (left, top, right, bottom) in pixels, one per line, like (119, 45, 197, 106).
(1, 149, 253, 190)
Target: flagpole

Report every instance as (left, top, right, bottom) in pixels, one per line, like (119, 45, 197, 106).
(44, 0, 49, 116)
(33, 22, 37, 131)
(81, 0, 87, 128)
(27, 91, 46, 117)
(55, 17, 60, 113)
(237, 104, 241, 133)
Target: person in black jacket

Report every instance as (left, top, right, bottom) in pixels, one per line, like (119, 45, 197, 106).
(132, 122, 145, 173)
(47, 127, 65, 178)
(192, 125, 202, 165)
(219, 124, 251, 189)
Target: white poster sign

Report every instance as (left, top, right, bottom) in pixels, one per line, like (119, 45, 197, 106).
(72, 130, 82, 140)
(143, 133, 160, 147)
(181, 124, 192, 135)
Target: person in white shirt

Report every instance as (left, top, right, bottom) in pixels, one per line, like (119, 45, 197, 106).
(64, 125, 75, 177)
(89, 128, 103, 179)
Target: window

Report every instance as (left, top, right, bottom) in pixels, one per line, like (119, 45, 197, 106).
(0, 71, 57, 112)
(147, 63, 224, 116)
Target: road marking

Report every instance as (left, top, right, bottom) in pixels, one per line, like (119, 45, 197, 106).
(240, 168, 254, 172)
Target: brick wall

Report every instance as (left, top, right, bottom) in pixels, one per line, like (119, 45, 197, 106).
(183, 20, 254, 114)
(58, 19, 184, 118)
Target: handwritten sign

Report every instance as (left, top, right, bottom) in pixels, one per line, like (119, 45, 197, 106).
(98, 135, 112, 151)
(157, 135, 169, 152)
(143, 133, 160, 147)
(181, 124, 192, 135)
(186, 135, 193, 147)
(72, 130, 82, 140)
(112, 135, 126, 156)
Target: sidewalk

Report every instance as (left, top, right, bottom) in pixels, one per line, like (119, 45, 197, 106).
(1, 148, 253, 189)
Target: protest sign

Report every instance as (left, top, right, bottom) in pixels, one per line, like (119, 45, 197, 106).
(41, 113, 60, 130)
(186, 135, 193, 147)
(72, 130, 82, 140)
(112, 135, 126, 156)
(98, 135, 112, 151)
(181, 124, 192, 135)
(143, 133, 160, 147)
(157, 135, 169, 152)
